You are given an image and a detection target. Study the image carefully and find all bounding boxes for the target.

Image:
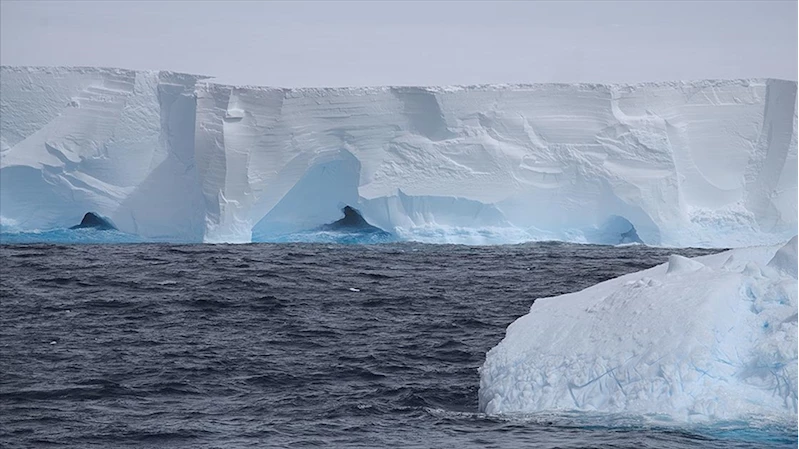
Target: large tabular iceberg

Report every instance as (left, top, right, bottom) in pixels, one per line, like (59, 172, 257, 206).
(479, 237, 798, 423)
(1, 66, 796, 245)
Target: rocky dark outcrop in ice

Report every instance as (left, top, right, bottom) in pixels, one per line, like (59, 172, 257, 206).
(70, 212, 117, 230)
(619, 225, 643, 245)
(319, 206, 390, 236)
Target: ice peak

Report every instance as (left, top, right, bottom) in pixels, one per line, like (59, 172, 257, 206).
(666, 254, 706, 274)
(767, 235, 798, 278)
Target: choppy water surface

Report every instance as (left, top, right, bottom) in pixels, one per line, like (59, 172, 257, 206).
(1, 242, 795, 448)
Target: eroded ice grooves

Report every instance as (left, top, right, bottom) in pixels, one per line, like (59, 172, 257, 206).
(1, 66, 797, 246)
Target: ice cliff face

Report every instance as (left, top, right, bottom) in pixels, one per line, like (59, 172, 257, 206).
(1, 66, 796, 245)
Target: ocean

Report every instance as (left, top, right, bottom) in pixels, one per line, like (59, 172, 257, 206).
(1, 242, 796, 448)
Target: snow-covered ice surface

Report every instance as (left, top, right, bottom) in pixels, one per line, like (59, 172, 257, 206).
(1, 66, 797, 245)
(479, 237, 798, 424)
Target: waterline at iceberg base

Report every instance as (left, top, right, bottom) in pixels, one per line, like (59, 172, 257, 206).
(479, 237, 798, 424)
(1, 67, 797, 246)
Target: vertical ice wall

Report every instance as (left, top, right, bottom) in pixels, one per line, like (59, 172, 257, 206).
(0, 67, 207, 241)
(1, 67, 796, 246)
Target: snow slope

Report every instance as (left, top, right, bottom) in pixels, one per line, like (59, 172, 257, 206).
(1, 66, 796, 245)
(479, 237, 798, 423)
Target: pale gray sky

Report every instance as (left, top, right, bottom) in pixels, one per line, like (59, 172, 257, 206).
(1, 0, 796, 87)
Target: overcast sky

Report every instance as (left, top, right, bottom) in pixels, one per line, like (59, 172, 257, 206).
(1, 1, 796, 87)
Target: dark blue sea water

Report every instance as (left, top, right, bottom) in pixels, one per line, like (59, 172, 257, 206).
(1, 240, 796, 448)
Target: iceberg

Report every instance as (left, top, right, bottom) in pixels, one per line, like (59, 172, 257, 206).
(478, 237, 798, 423)
(1, 66, 796, 245)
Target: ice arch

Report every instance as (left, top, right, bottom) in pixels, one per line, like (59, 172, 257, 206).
(251, 148, 361, 240)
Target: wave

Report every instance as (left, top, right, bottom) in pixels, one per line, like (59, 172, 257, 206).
(253, 230, 398, 245)
(0, 221, 656, 246)
(393, 225, 547, 245)
(423, 408, 797, 447)
(0, 227, 146, 244)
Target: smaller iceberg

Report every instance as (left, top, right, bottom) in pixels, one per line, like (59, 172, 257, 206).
(479, 237, 798, 424)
